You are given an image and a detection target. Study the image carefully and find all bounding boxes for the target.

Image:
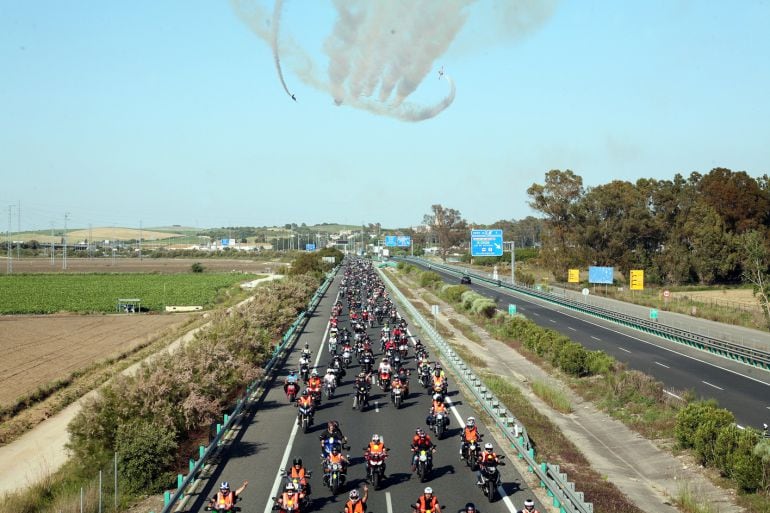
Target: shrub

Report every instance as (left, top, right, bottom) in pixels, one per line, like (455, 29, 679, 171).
(442, 285, 468, 304)
(116, 419, 178, 493)
(419, 271, 442, 288)
(396, 262, 405, 270)
(585, 350, 615, 375)
(191, 262, 205, 273)
(692, 407, 735, 465)
(471, 297, 497, 318)
(557, 342, 589, 376)
(675, 400, 723, 449)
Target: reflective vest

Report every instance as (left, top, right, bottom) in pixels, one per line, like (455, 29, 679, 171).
(281, 493, 298, 509)
(309, 377, 322, 388)
(298, 396, 312, 407)
(216, 491, 234, 509)
(290, 467, 306, 479)
(481, 452, 498, 464)
(345, 499, 365, 513)
(368, 442, 384, 454)
(417, 495, 439, 512)
(463, 427, 479, 442)
(432, 401, 446, 413)
(328, 453, 343, 465)
(433, 375, 443, 387)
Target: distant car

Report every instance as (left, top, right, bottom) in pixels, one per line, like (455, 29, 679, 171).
(460, 276, 471, 285)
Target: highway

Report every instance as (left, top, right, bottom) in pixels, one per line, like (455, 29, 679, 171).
(404, 259, 770, 430)
(181, 267, 543, 513)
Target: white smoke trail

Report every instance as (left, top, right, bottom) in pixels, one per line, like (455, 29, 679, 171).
(271, 0, 293, 98)
(231, 0, 556, 121)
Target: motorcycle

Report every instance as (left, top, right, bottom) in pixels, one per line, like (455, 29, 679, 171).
(323, 461, 345, 495)
(284, 381, 298, 403)
(430, 412, 448, 439)
(207, 496, 241, 513)
(321, 436, 345, 460)
(353, 383, 369, 411)
(391, 382, 404, 409)
(478, 457, 505, 502)
(398, 343, 409, 359)
(419, 367, 431, 389)
(299, 361, 310, 382)
(342, 348, 352, 368)
(365, 450, 388, 490)
(324, 379, 336, 399)
(297, 405, 313, 433)
(378, 370, 391, 391)
(328, 335, 338, 354)
(415, 449, 433, 483)
(463, 440, 482, 470)
(280, 471, 311, 509)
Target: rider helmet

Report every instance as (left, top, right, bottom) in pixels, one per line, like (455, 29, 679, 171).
(372, 434, 380, 443)
(484, 443, 494, 452)
(424, 487, 433, 495)
(465, 503, 477, 513)
(331, 445, 340, 454)
(293, 457, 303, 467)
(418, 429, 427, 439)
(311, 369, 319, 377)
(289, 369, 296, 375)
(302, 389, 309, 396)
(285, 482, 296, 494)
(220, 482, 230, 491)
(524, 499, 535, 511)
(433, 393, 442, 401)
(466, 417, 476, 427)
(349, 490, 360, 501)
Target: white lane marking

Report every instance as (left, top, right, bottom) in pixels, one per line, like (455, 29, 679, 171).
(467, 275, 770, 389)
(568, 326, 577, 331)
(736, 424, 745, 430)
(548, 319, 556, 324)
(532, 312, 540, 317)
(591, 336, 601, 341)
(655, 361, 670, 369)
(262, 288, 336, 513)
(386, 491, 393, 513)
(767, 406, 770, 410)
(664, 390, 683, 400)
(375, 401, 380, 413)
(497, 485, 518, 513)
(619, 347, 631, 353)
(444, 395, 465, 425)
(702, 380, 724, 391)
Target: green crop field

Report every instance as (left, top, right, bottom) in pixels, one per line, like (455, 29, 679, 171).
(0, 273, 261, 314)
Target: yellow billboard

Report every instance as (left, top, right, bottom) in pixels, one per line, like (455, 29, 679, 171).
(568, 269, 580, 283)
(630, 270, 644, 291)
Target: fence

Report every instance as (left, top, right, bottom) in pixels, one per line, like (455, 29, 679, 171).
(377, 267, 594, 513)
(405, 257, 770, 372)
(154, 267, 338, 513)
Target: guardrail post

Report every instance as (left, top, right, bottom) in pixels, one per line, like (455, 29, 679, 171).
(177, 474, 183, 490)
(216, 423, 222, 435)
(189, 459, 195, 473)
(528, 448, 535, 470)
(164, 491, 171, 506)
(199, 445, 205, 460)
(540, 463, 547, 487)
(224, 413, 230, 425)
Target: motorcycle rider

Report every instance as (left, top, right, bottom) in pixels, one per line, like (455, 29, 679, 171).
(307, 370, 322, 399)
(378, 357, 392, 375)
(460, 417, 481, 459)
(344, 486, 369, 513)
(427, 393, 448, 427)
(323, 367, 337, 390)
(364, 434, 388, 478)
(319, 420, 348, 453)
(284, 370, 299, 395)
(275, 482, 300, 512)
(300, 343, 312, 361)
(286, 457, 311, 495)
(413, 487, 441, 513)
(209, 480, 248, 511)
(353, 371, 371, 409)
(518, 499, 539, 513)
(410, 428, 436, 472)
(476, 442, 505, 486)
(296, 389, 315, 424)
(323, 445, 349, 484)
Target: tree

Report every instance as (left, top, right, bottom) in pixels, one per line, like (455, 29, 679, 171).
(740, 230, 770, 328)
(423, 204, 467, 261)
(698, 168, 770, 234)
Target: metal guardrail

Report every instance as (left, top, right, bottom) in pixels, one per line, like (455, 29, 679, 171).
(405, 257, 770, 372)
(377, 268, 593, 513)
(156, 267, 339, 513)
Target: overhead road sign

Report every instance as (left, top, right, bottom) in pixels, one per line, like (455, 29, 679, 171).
(385, 235, 412, 247)
(588, 266, 614, 284)
(305, 243, 316, 251)
(470, 229, 503, 257)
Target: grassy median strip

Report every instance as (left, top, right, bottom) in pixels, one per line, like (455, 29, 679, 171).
(531, 380, 572, 414)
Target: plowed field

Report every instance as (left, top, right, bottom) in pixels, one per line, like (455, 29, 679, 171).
(0, 313, 192, 407)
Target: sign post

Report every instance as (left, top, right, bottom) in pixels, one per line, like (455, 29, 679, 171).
(431, 304, 439, 329)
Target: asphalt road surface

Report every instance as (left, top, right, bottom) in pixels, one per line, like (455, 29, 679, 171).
(406, 260, 770, 429)
(181, 269, 542, 513)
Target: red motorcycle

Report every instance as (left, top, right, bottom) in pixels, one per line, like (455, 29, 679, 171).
(285, 381, 298, 403)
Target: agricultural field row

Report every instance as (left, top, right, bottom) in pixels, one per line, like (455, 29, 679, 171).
(0, 273, 259, 314)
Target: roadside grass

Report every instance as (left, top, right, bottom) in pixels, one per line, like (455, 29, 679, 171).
(448, 342, 488, 369)
(531, 380, 572, 414)
(676, 482, 721, 513)
(447, 318, 484, 345)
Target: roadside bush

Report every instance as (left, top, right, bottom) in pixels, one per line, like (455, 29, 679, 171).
(116, 418, 178, 493)
(396, 262, 405, 270)
(585, 350, 615, 375)
(692, 407, 735, 465)
(558, 342, 589, 376)
(675, 400, 725, 449)
(419, 271, 442, 288)
(191, 262, 205, 273)
(471, 297, 497, 318)
(441, 284, 468, 304)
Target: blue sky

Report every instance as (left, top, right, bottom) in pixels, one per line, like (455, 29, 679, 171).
(1, 0, 768, 231)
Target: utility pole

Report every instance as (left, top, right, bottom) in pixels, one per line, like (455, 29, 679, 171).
(17, 200, 20, 262)
(50, 221, 55, 266)
(139, 220, 143, 261)
(6, 205, 13, 274)
(63, 212, 70, 270)
(506, 241, 516, 285)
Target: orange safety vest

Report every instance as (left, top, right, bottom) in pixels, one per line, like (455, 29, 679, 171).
(417, 495, 439, 512)
(432, 401, 446, 413)
(299, 396, 312, 407)
(328, 453, 343, 464)
(463, 427, 479, 442)
(368, 442, 385, 454)
(216, 491, 235, 509)
(481, 452, 498, 464)
(309, 377, 321, 388)
(345, 499, 365, 513)
(282, 492, 298, 509)
(290, 467, 306, 479)
(433, 375, 443, 387)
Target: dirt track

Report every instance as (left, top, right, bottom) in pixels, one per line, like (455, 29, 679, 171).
(0, 314, 193, 407)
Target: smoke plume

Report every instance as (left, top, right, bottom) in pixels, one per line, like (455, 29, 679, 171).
(231, 0, 556, 121)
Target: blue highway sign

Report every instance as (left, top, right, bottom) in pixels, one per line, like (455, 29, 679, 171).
(470, 229, 503, 257)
